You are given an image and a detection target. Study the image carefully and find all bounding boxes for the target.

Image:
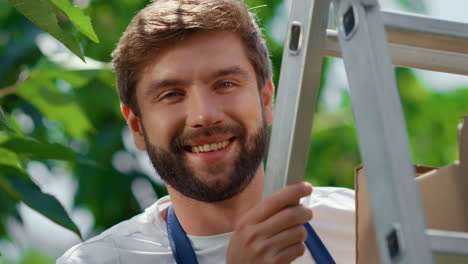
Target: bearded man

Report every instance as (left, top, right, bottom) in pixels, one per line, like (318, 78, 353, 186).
(58, 0, 355, 263)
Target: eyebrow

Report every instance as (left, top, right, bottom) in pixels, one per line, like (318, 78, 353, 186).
(208, 65, 251, 81)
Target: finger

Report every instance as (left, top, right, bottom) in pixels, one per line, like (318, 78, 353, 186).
(248, 225, 307, 264)
(244, 182, 313, 224)
(271, 241, 306, 264)
(267, 224, 308, 252)
(259, 204, 312, 238)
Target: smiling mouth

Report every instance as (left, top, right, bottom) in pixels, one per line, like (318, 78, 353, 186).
(184, 137, 235, 153)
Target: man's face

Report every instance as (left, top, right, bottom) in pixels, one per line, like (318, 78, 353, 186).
(125, 31, 274, 202)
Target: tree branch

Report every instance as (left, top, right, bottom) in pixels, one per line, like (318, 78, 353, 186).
(0, 85, 17, 98)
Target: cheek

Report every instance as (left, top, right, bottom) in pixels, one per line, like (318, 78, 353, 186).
(141, 107, 185, 147)
(224, 91, 264, 127)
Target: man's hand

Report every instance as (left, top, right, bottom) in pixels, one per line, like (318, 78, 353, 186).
(226, 182, 313, 264)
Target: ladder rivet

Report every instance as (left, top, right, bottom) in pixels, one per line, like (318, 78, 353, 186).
(342, 6, 356, 38)
(387, 228, 402, 261)
(288, 22, 302, 55)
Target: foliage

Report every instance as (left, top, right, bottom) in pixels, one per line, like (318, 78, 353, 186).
(0, 165, 81, 239)
(0, 249, 55, 264)
(7, 0, 99, 61)
(0, 110, 82, 239)
(0, 108, 15, 133)
(0, 0, 108, 241)
(1, 0, 163, 254)
(396, 0, 426, 13)
(17, 250, 55, 264)
(397, 67, 468, 166)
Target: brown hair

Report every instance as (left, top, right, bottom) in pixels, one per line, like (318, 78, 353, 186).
(112, 0, 272, 115)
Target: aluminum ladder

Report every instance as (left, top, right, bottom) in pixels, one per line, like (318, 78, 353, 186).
(262, 0, 468, 263)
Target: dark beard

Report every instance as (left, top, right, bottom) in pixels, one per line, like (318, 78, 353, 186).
(142, 122, 269, 202)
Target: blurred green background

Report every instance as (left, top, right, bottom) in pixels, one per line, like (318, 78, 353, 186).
(1, 0, 467, 262)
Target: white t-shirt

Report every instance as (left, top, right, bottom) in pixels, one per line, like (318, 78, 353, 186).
(57, 187, 355, 264)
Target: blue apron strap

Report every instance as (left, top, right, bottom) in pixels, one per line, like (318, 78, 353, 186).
(304, 222, 336, 264)
(167, 205, 335, 264)
(166, 206, 199, 264)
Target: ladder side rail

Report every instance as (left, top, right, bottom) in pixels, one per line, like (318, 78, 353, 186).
(332, 0, 433, 263)
(263, 0, 330, 198)
(324, 30, 468, 76)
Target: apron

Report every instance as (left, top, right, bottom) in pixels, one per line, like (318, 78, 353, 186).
(166, 206, 336, 264)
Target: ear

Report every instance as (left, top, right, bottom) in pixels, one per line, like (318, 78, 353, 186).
(121, 104, 147, 150)
(261, 79, 274, 126)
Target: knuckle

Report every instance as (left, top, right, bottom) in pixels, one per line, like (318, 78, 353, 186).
(284, 206, 301, 220)
(234, 221, 248, 233)
(234, 224, 257, 244)
(289, 225, 307, 242)
(283, 205, 312, 224)
(244, 229, 257, 244)
(252, 241, 268, 257)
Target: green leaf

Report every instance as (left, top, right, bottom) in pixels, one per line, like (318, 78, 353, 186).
(0, 137, 77, 162)
(43, 69, 91, 87)
(0, 165, 82, 239)
(0, 107, 16, 134)
(16, 69, 93, 138)
(396, 0, 425, 12)
(0, 147, 22, 168)
(6, 114, 25, 136)
(0, 1, 13, 26)
(397, 0, 412, 9)
(50, 0, 99, 43)
(18, 250, 54, 264)
(7, 0, 85, 61)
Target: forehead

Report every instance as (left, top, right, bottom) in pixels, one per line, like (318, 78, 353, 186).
(138, 31, 257, 88)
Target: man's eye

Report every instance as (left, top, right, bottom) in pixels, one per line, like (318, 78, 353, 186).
(159, 91, 182, 101)
(163, 92, 178, 98)
(218, 81, 234, 89)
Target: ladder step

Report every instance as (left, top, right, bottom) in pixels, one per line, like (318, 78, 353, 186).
(383, 11, 468, 54)
(428, 229, 468, 256)
(324, 11, 468, 75)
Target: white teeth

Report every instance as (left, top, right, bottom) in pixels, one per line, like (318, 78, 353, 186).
(191, 140, 230, 153)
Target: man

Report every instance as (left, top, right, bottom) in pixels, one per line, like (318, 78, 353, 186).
(58, 0, 355, 263)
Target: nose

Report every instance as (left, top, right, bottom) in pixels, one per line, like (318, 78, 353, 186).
(186, 87, 223, 128)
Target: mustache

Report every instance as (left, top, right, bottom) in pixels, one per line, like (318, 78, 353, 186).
(171, 125, 246, 152)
